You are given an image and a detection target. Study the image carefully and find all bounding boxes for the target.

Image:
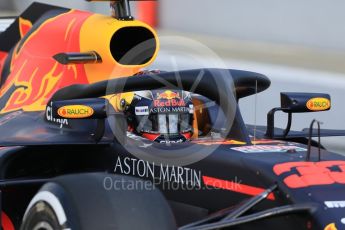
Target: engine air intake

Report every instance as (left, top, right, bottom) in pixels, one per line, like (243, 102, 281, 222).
(110, 27, 156, 65)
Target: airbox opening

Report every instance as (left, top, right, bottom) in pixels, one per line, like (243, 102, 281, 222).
(110, 27, 156, 65)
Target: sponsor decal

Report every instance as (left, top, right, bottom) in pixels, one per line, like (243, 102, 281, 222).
(153, 90, 186, 108)
(324, 201, 345, 208)
(46, 103, 68, 127)
(306, 97, 330, 111)
(232, 145, 307, 153)
(135, 106, 149, 115)
(113, 156, 276, 200)
(189, 104, 194, 114)
(57, 105, 94, 119)
(273, 161, 345, 188)
(157, 90, 180, 100)
(324, 223, 337, 230)
(150, 106, 190, 113)
(114, 156, 202, 187)
(153, 99, 186, 107)
(159, 139, 184, 144)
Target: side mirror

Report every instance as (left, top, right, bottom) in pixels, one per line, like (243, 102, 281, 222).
(47, 98, 127, 143)
(280, 92, 331, 113)
(266, 92, 331, 138)
(47, 98, 114, 143)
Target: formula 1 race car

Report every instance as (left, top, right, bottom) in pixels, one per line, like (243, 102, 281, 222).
(1, 1, 345, 230)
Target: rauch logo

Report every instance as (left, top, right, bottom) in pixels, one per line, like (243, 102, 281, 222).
(306, 97, 330, 111)
(58, 105, 94, 119)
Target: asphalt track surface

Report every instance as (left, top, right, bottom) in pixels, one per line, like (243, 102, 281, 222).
(151, 47, 345, 154)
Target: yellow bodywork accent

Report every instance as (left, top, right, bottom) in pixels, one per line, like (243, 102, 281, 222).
(80, 14, 160, 84)
(324, 223, 337, 230)
(18, 17, 33, 38)
(105, 92, 135, 112)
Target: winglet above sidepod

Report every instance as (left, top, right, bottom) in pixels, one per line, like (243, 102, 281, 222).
(53, 52, 102, 65)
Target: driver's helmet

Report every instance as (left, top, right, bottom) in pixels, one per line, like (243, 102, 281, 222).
(124, 89, 194, 143)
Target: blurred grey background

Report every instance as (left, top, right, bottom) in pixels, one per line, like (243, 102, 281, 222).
(0, 0, 112, 16)
(1, 0, 345, 73)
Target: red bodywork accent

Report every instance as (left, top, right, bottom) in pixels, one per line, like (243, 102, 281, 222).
(19, 18, 33, 38)
(181, 132, 192, 140)
(137, 1, 158, 28)
(202, 176, 275, 200)
(0, 51, 7, 74)
(142, 132, 192, 141)
(142, 132, 160, 141)
(273, 161, 345, 188)
(2, 212, 14, 230)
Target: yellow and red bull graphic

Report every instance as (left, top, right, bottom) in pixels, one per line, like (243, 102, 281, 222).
(0, 8, 159, 114)
(58, 105, 94, 119)
(157, 90, 180, 100)
(0, 11, 90, 114)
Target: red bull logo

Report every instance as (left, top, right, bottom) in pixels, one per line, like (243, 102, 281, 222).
(157, 90, 180, 100)
(153, 99, 186, 107)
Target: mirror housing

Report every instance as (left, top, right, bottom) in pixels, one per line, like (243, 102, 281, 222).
(266, 92, 331, 138)
(51, 98, 109, 119)
(281, 92, 331, 113)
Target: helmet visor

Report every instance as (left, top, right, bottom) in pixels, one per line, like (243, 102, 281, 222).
(136, 113, 192, 135)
